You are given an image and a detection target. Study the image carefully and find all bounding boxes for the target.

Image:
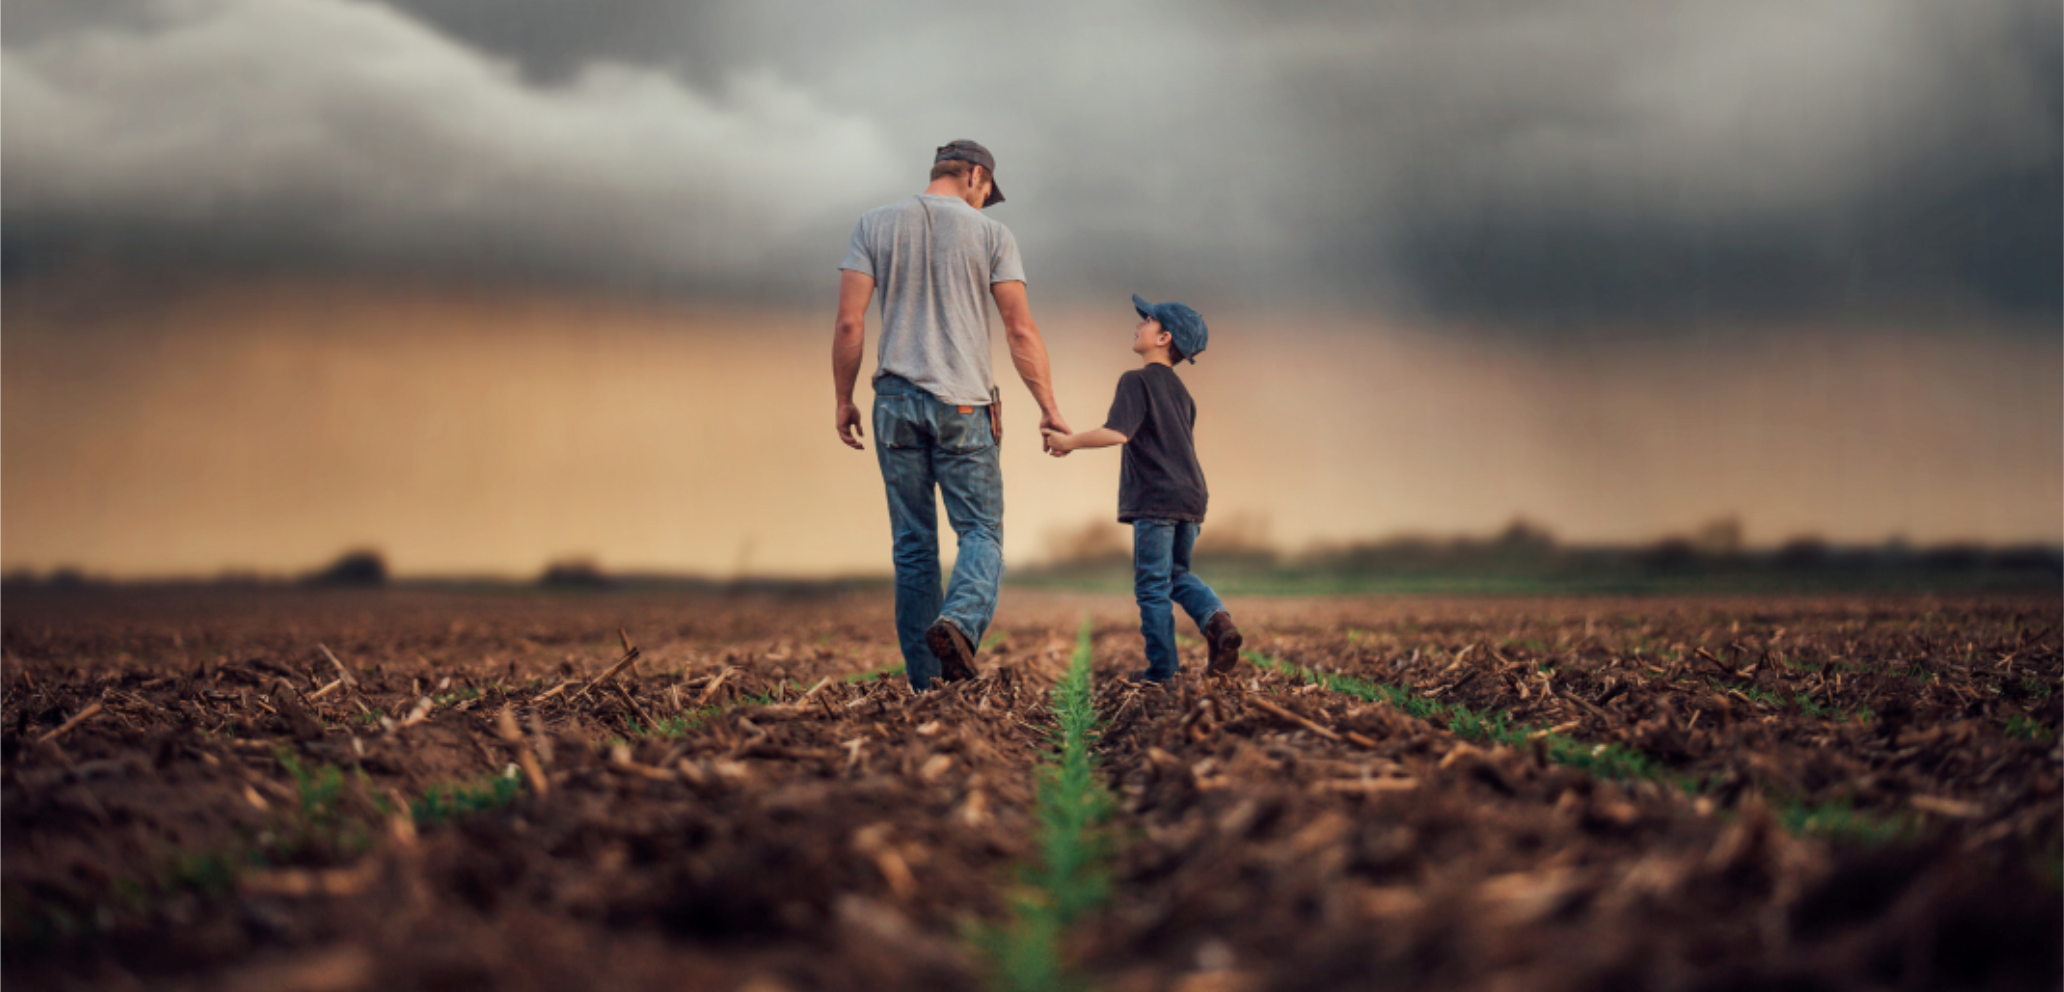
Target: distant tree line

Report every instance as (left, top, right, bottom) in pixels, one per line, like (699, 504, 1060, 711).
(1025, 515, 2062, 585)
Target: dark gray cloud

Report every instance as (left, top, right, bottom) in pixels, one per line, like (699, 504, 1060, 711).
(1256, 0, 2062, 324)
(3, 0, 904, 296)
(379, 0, 760, 95)
(5, 0, 2056, 324)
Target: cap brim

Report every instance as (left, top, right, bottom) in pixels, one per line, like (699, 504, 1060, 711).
(1131, 293, 1155, 320)
(983, 182, 1004, 207)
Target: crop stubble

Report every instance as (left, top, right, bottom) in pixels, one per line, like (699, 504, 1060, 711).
(2, 588, 2057, 991)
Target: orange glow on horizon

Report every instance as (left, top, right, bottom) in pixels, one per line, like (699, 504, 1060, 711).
(4, 271, 2058, 579)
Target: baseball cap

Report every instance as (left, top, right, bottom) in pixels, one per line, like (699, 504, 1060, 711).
(1131, 294, 1208, 363)
(935, 140, 1005, 207)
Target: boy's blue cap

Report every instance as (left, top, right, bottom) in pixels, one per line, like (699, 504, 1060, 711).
(1131, 294, 1207, 363)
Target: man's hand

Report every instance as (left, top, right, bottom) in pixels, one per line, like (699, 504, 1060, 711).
(1039, 408, 1071, 452)
(1041, 427, 1073, 456)
(832, 270, 873, 450)
(836, 400, 865, 450)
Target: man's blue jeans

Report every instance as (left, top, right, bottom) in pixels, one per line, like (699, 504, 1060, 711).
(873, 375, 1003, 690)
(1134, 519, 1225, 681)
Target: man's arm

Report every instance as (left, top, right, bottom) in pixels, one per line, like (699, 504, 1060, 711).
(833, 269, 874, 450)
(990, 281, 1071, 442)
(1041, 427, 1126, 456)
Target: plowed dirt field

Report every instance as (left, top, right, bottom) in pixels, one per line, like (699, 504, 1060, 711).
(4, 588, 2057, 991)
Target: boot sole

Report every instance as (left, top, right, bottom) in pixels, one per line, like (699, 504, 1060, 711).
(1206, 625, 1244, 676)
(927, 622, 979, 682)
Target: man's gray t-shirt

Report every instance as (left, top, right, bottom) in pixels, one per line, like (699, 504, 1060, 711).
(840, 194, 1025, 406)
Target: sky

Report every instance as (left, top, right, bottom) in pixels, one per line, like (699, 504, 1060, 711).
(8, 0, 2058, 320)
(3, 0, 2059, 577)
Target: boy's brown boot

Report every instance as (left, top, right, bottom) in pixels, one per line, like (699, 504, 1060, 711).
(1203, 611, 1243, 676)
(926, 619, 979, 682)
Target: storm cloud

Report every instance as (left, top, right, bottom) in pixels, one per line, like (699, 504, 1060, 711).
(5, 0, 2057, 322)
(3, 0, 900, 292)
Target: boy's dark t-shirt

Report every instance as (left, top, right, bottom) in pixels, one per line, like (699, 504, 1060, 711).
(1102, 363, 1208, 523)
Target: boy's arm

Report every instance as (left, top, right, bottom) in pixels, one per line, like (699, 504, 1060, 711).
(832, 269, 873, 450)
(1041, 426, 1127, 456)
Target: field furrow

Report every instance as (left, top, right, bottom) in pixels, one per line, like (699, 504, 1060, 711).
(2, 589, 2056, 991)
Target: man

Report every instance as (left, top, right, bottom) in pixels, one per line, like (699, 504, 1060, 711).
(833, 140, 1069, 691)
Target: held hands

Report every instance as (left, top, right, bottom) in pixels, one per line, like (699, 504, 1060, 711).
(1039, 408, 1071, 454)
(1041, 427, 1074, 457)
(835, 400, 865, 450)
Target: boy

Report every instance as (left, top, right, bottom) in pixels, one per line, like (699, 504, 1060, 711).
(1043, 295, 1242, 682)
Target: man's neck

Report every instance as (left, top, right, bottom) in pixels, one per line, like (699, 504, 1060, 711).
(922, 179, 975, 207)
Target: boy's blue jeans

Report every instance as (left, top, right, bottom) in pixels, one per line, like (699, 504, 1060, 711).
(1133, 519, 1226, 681)
(873, 375, 1003, 691)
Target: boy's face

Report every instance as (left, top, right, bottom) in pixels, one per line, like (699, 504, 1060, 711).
(1132, 316, 1171, 357)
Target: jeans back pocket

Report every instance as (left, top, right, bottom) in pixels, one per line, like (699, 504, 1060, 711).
(934, 403, 993, 454)
(874, 395, 926, 449)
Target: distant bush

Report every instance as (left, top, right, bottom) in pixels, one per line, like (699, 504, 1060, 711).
(540, 559, 613, 588)
(1991, 545, 2064, 574)
(1774, 538, 1831, 569)
(309, 550, 387, 587)
(1193, 511, 1279, 568)
(1040, 520, 1130, 569)
(1639, 537, 1700, 572)
(1918, 544, 1985, 571)
(1492, 518, 1558, 556)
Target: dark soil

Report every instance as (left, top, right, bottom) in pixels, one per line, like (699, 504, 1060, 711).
(2, 588, 2057, 991)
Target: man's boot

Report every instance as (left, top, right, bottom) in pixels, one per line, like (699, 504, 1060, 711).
(926, 619, 979, 682)
(1203, 611, 1243, 676)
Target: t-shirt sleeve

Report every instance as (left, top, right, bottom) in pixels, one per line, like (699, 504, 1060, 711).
(1103, 372, 1147, 439)
(838, 217, 875, 277)
(989, 223, 1026, 284)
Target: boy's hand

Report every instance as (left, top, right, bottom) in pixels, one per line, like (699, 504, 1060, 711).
(1041, 427, 1072, 456)
(1039, 408, 1072, 443)
(835, 400, 865, 450)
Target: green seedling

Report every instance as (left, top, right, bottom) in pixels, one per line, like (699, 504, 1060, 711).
(58, 756, 541, 938)
(1791, 693, 1873, 723)
(1251, 654, 1662, 783)
(845, 663, 906, 684)
(432, 686, 483, 707)
(1702, 677, 1871, 723)
(1775, 797, 1915, 846)
(411, 773, 523, 826)
(2005, 713, 2055, 742)
(275, 749, 346, 824)
(1253, 652, 1917, 845)
(977, 618, 1118, 992)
